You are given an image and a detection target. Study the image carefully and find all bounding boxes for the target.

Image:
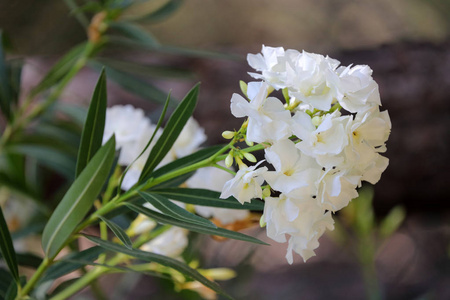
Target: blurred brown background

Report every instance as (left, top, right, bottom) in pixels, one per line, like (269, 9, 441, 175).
(1, 0, 449, 299)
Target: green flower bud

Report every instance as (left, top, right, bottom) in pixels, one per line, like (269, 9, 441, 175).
(222, 130, 235, 139)
(239, 80, 248, 97)
(225, 153, 234, 168)
(243, 152, 257, 163)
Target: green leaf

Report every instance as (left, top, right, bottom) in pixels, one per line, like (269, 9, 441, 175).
(7, 144, 76, 179)
(139, 192, 217, 228)
(30, 43, 86, 97)
(15, 253, 43, 269)
(125, 203, 268, 245)
(95, 57, 193, 79)
(75, 69, 107, 177)
(118, 92, 171, 191)
(41, 136, 116, 258)
(106, 36, 238, 60)
(151, 188, 264, 211)
(108, 21, 160, 46)
(0, 206, 19, 282)
(140, 84, 199, 181)
(379, 205, 406, 239)
(83, 235, 233, 300)
(98, 216, 133, 249)
(89, 61, 170, 105)
(39, 247, 104, 283)
(131, 0, 183, 23)
(0, 269, 13, 299)
(0, 31, 12, 120)
(149, 145, 224, 179)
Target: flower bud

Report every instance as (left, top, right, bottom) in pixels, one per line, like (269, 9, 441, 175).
(260, 215, 267, 228)
(239, 80, 248, 97)
(245, 136, 254, 147)
(235, 157, 248, 170)
(311, 116, 323, 127)
(243, 152, 257, 163)
(262, 186, 271, 198)
(222, 130, 235, 139)
(225, 153, 234, 168)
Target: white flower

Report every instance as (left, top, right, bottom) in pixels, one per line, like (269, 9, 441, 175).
(187, 164, 249, 225)
(317, 168, 360, 212)
(285, 51, 343, 111)
(220, 162, 267, 204)
(230, 81, 292, 143)
(263, 194, 334, 263)
(171, 117, 207, 158)
(103, 105, 152, 166)
(293, 111, 350, 168)
(338, 65, 381, 113)
(285, 208, 334, 263)
(247, 45, 289, 90)
(263, 139, 320, 195)
(141, 227, 188, 258)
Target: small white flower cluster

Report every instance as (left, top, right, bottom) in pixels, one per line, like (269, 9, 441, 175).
(103, 105, 207, 190)
(220, 46, 391, 263)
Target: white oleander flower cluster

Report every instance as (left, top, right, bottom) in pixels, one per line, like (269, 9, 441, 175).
(220, 46, 391, 263)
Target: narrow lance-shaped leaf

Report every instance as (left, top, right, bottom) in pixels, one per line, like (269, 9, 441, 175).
(98, 216, 132, 249)
(0, 31, 12, 120)
(83, 235, 233, 300)
(149, 144, 224, 179)
(88, 61, 170, 105)
(125, 203, 268, 245)
(151, 188, 265, 211)
(129, 0, 183, 23)
(107, 22, 160, 47)
(140, 84, 199, 181)
(30, 43, 86, 96)
(118, 91, 171, 191)
(139, 192, 217, 228)
(75, 69, 107, 177)
(42, 136, 116, 258)
(0, 206, 19, 282)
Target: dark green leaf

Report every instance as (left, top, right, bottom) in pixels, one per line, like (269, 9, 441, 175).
(133, 0, 183, 23)
(108, 21, 160, 46)
(106, 36, 238, 60)
(83, 235, 233, 300)
(30, 43, 86, 97)
(149, 145, 224, 179)
(0, 269, 13, 299)
(75, 69, 107, 177)
(139, 192, 217, 228)
(89, 61, 170, 105)
(59, 258, 172, 280)
(140, 84, 199, 181)
(15, 253, 43, 269)
(42, 136, 116, 258)
(118, 92, 172, 191)
(54, 102, 87, 125)
(95, 57, 193, 79)
(7, 144, 76, 179)
(98, 216, 133, 249)
(151, 188, 264, 211)
(125, 203, 268, 245)
(0, 31, 12, 120)
(0, 206, 19, 282)
(39, 246, 104, 283)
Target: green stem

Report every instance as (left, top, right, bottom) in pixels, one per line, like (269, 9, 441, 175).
(17, 257, 52, 299)
(50, 266, 109, 300)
